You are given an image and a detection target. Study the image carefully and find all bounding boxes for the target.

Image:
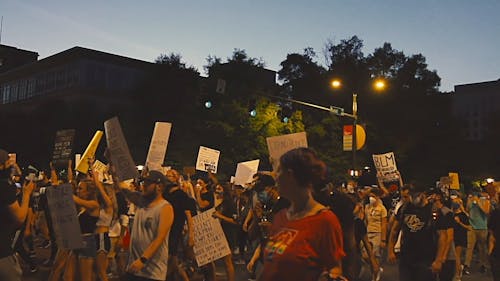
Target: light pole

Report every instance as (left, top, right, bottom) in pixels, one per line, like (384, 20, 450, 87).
(331, 78, 386, 175)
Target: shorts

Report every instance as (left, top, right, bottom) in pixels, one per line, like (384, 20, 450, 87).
(76, 234, 97, 258)
(95, 232, 111, 253)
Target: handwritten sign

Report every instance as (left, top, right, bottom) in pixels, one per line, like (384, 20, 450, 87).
(193, 208, 231, 267)
(92, 160, 108, 182)
(196, 146, 220, 173)
(46, 184, 83, 250)
(52, 129, 76, 168)
(372, 152, 399, 181)
(234, 159, 260, 186)
(448, 172, 460, 190)
(145, 122, 172, 172)
(76, 131, 103, 174)
(266, 132, 308, 170)
(104, 117, 138, 181)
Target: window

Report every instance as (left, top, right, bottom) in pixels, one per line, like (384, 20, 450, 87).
(2, 85, 10, 104)
(19, 80, 27, 100)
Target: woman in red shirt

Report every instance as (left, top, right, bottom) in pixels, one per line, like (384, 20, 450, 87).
(260, 147, 345, 281)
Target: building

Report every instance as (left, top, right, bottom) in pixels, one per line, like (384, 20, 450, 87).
(0, 44, 38, 73)
(453, 79, 500, 141)
(0, 45, 154, 108)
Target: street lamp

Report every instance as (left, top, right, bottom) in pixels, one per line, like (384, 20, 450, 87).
(331, 78, 386, 174)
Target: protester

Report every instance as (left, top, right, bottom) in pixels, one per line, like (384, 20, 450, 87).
(259, 147, 345, 281)
(92, 167, 115, 281)
(364, 187, 388, 271)
(488, 188, 500, 281)
(119, 170, 174, 281)
(464, 187, 491, 274)
(452, 195, 471, 279)
(72, 179, 100, 281)
(163, 168, 195, 281)
(431, 190, 457, 281)
(0, 149, 35, 281)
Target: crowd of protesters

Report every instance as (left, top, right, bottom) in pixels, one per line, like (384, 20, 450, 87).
(1, 146, 499, 281)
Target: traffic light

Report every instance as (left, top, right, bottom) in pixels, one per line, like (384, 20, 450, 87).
(248, 99, 257, 117)
(278, 105, 293, 123)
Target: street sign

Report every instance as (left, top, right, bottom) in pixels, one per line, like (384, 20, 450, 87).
(343, 125, 366, 151)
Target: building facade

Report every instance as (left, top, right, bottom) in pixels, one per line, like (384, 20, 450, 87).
(453, 79, 500, 141)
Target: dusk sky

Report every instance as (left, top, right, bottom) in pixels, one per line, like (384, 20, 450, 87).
(1, 0, 499, 92)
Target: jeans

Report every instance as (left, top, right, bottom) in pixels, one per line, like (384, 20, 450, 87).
(465, 229, 488, 268)
(0, 255, 22, 281)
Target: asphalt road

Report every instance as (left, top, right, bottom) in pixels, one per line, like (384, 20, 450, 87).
(22, 246, 494, 281)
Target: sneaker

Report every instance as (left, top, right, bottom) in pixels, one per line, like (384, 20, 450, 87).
(374, 267, 383, 281)
(30, 265, 38, 273)
(462, 265, 471, 275)
(480, 266, 488, 274)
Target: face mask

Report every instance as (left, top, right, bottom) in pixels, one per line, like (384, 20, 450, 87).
(411, 194, 423, 206)
(451, 202, 460, 210)
(369, 196, 377, 205)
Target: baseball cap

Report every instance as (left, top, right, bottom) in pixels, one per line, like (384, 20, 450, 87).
(0, 149, 9, 165)
(140, 170, 176, 187)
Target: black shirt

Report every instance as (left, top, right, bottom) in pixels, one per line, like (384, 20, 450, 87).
(397, 203, 436, 264)
(199, 191, 214, 212)
(164, 188, 195, 240)
(0, 178, 20, 258)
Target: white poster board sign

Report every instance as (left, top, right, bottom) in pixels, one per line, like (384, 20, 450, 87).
(145, 122, 172, 172)
(372, 152, 398, 181)
(234, 159, 260, 186)
(196, 146, 220, 173)
(193, 208, 231, 267)
(46, 184, 83, 250)
(266, 132, 308, 170)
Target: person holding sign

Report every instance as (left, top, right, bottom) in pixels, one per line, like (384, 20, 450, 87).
(260, 148, 345, 281)
(118, 170, 174, 281)
(72, 179, 100, 281)
(0, 149, 35, 281)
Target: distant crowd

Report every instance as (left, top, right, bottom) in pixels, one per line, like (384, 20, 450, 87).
(1, 147, 499, 281)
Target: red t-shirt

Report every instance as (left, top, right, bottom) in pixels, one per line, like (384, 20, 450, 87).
(260, 208, 345, 281)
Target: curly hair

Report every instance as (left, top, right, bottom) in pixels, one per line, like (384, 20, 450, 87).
(279, 147, 327, 187)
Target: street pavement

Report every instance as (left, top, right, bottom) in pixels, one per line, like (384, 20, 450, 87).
(22, 246, 494, 281)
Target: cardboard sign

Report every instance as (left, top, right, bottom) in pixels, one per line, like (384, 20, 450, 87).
(52, 129, 76, 168)
(92, 160, 108, 182)
(76, 131, 103, 174)
(448, 172, 460, 190)
(192, 208, 231, 267)
(266, 132, 308, 170)
(196, 146, 220, 173)
(104, 117, 138, 181)
(372, 152, 399, 181)
(45, 184, 83, 250)
(145, 122, 172, 172)
(234, 159, 260, 186)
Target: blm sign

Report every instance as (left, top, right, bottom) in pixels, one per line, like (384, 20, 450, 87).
(51, 129, 75, 169)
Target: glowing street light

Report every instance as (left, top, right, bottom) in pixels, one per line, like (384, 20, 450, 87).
(331, 79, 342, 89)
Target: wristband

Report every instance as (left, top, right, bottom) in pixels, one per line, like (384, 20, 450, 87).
(140, 256, 149, 264)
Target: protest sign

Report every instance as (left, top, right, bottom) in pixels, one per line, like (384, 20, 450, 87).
(76, 131, 103, 174)
(372, 152, 399, 181)
(104, 117, 138, 181)
(183, 166, 196, 176)
(192, 208, 231, 267)
(92, 160, 108, 182)
(448, 172, 460, 190)
(51, 129, 76, 168)
(266, 132, 308, 170)
(46, 184, 83, 250)
(75, 154, 81, 170)
(234, 159, 260, 186)
(145, 122, 172, 172)
(196, 146, 220, 173)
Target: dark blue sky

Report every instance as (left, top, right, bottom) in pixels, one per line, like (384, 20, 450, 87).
(2, 0, 499, 91)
